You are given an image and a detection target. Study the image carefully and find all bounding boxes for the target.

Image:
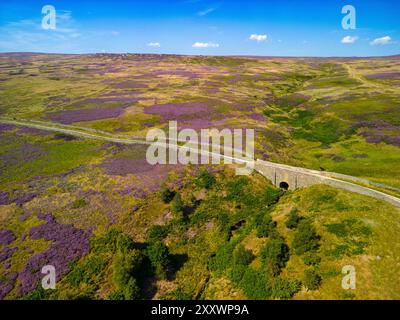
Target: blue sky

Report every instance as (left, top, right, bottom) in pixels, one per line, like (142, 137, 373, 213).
(0, 0, 399, 56)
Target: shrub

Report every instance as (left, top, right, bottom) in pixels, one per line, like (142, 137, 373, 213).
(147, 241, 170, 279)
(173, 288, 192, 300)
(303, 252, 321, 266)
(112, 249, 143, 289)
(123, 277, 141, 300)
(160, 186, 175, 203)
(239, 268, 273, 299)
(230, 264, 247, 284)
(107, 290, 125, 300)
(260, 238, 290, 276)
(286, 208, 300, 229)
(226, 176, 248, 202)
(147, 225, 170, 243)
(72, 198, 87, 209)
(116, 233, 135, 252)
(233, 244, 254, 266)
(292, 220, 320, 255)
(271, 278, 301, 299)
(171, 193, 184, 215)
(196, 170, 216, 189)
(303, 269, 322, 291)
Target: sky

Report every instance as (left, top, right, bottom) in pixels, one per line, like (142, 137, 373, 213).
(0, 0, 399, 57)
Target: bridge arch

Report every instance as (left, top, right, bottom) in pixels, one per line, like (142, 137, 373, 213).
(279, 181, 289, 190)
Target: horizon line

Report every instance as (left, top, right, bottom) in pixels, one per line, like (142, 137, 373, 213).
(1, 51, 399, 59)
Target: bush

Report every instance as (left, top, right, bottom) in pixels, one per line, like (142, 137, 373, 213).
(230, 263, 247, 284)
(171, 193, 184, 215)
(303, 252, 321, 266)
(160, 186, 175, 203)
(260, 238, 290, 276)
(256, 214, 277, 238)
(72, 198, 87, 209)
(147, 241, 170, 279)
(147, 225, 170, 243)
(233, 244, 254, 266)
(303, 269, 322, 290)
(116, 233, 135, 252)
(107, 290, 125, 300)
(239, 268, 273, 299)
(123, 277, 141, 300)
(196, 170, 216, 189)
(292, 220, 320, 255)
(286, 208, 300, 229)
(112, 249, 143, 289)
(271, 278, 301, 299)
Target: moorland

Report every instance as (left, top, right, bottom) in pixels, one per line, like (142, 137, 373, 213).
(0, 53, 400, 300)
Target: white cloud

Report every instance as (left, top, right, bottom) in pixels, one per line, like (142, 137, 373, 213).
(192, 42, 219, 48)
(370, 36, 392, 45)
(249, 34, 267, 42)
(341, 36, 358, 44)
(147, 42, 161, 47)
(198, 8, 215, 16)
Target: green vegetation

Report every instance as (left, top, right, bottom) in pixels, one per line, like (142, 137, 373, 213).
(1, 53, 400, 301)
(292, 220, 321, 255)
(285, 208, 301, 229)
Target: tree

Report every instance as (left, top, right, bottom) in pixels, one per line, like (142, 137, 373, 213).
(147, 241, 170, 279)
(171, 193, 184, 216)
(260, 238, 290, 276)
(160, 186, 175, 203)
(123, 277, 141, 300)
(292, 220, 320, 255)
(233, 244, 254, 266)
(112, 249, 143, 289)
(286, 208, 300, 229)
(256, 214, 277, 238)
(303, 269, 322, 290)
(271, 278, 301, 299)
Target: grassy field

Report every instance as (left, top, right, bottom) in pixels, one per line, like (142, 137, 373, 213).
(0, 53, 399, 300)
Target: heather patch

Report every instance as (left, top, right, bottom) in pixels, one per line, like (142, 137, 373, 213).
(0, 191, 12, 205)
(17, 214, 90, 295)
(144, 102, 212, 122)
(0, 124, 16, 133)
(0, 247, 17, 263)
(113, 80, 148, 89)
(0, 272, 18, 300)
(0, 230, 16, 245)
(16, 127, 53, 136)
(0, 141, 46, 164)
(365, 72, 400, 80)
(101, 157, 154, 176)
(46, 107, 125, 124)
(351, 120, 400, 147)
(71, 94, 141, 107)
(247, 113, 266, 121)
(142, 69, 200, 79)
